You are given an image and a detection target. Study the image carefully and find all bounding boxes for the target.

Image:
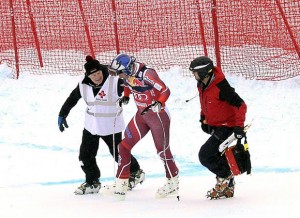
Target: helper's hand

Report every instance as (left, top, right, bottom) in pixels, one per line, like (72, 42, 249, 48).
(117, 96, 130, 107)
(58, 116, 69, 132)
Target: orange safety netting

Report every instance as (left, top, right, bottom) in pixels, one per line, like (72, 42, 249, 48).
(0, 0, 299, 80)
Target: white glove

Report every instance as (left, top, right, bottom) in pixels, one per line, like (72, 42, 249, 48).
(151, 101, 162, 113)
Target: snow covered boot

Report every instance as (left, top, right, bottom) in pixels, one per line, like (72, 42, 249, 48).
(155, 175, 179, 198)
(102, 169, 145, 194)
(114, 178, 129, 201)
(101, 182, 116, 195)
(128, 169, 145, 190)
(206, 175, 235, 200)
(74, 180, 101, 195)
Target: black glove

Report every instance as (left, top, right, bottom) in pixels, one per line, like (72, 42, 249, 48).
(233, 126, 245, 139)
(151, 101, 162, 113)
(199, 115, 205, 124)
(118, 96, 130, 107)
(58, 116, 69, 132)
(199, 115, 210, 134)
(201, 123, 209, 134)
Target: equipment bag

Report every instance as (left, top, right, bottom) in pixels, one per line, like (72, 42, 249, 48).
(225, 138, 251, 176)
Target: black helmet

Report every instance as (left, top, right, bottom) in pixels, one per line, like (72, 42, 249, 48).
(189, 56, 214, 80)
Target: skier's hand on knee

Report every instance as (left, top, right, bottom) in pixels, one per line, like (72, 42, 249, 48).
(151, 101, 162, 113)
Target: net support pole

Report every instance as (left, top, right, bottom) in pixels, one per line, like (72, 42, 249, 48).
(195, 0, 208, 56)
(26, 0, 43, 67)
(77, 0, 95, 58)
(9, 0, 20, 79)
(111, 0, 120, 54)
(275, 0, 300, 59)
(211, 0, 221, 68)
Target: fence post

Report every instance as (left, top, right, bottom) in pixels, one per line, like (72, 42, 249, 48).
(111, 0, 120, 54)
(195, 0, 208, 56)
(9, 0, 20, 79)
(211, 0, 221, 68)
(26, 0, 43, 67)
(275, 0, 300, 59)
(77, 0, 95, 58)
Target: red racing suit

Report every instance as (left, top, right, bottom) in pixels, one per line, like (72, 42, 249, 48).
(116, 63, 179, 179)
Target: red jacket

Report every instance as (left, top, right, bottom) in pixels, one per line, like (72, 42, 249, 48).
(198, 67, 247, 128)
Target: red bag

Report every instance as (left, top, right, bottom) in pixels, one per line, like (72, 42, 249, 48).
(225, 141, 251, 176)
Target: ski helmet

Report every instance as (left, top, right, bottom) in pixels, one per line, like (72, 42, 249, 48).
(110, 53, 136, 75)
(189, 56, 214, 80)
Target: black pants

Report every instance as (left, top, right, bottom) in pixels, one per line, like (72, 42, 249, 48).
(79, 129, 140, 184)
(198, 126, 233, 178)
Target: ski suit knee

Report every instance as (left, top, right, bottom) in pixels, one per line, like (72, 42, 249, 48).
(116, 109, 178, 179)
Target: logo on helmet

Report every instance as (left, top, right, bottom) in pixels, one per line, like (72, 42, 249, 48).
(110, 53, 136, 75)
(110, 59, 124, 71)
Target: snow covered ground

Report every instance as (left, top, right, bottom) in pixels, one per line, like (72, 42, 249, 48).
(1, 63, 300, 218)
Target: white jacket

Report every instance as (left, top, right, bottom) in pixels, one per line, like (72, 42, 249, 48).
(79, 75, 125, 136)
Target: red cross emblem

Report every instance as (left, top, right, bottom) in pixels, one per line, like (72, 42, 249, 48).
(98, 90, 106, 98)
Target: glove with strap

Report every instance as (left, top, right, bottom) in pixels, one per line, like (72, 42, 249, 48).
(233, 126, 245, 139)
(151, 101, 162, 113)
(58, 116, 69, 132)
(117, 96, 130, 107)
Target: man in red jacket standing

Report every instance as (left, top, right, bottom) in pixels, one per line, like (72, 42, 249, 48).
(189, 56, 247, 199)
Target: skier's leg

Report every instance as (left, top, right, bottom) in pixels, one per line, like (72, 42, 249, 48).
(149, 110, 178, 178)
(116, 114, 149, 179)
(102, 132, 144, 190)
(114, 114, 149, 200)
(102, 132, 141, 172)
(147, 110, 179, 198)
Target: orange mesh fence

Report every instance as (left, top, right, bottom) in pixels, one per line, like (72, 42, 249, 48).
(0, 0, 299, 80)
